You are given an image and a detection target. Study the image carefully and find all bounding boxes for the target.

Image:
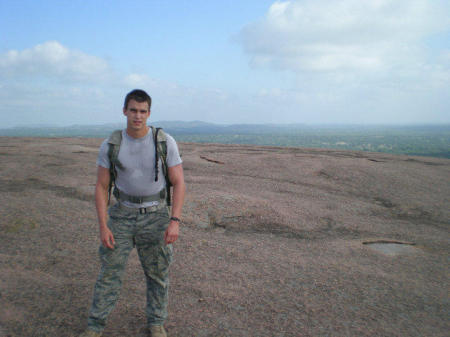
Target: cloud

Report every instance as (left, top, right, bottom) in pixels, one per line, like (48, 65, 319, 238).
(0, 41, 110, 81)
(0, 41, 239, 126)
(122, 74, 233, 122)
(0, 42, 127, 126)
(0, 34, 448, 127)
(234, 0, 450, 124)
(124, 73, 152, 87)
(238, 0, 450, 73)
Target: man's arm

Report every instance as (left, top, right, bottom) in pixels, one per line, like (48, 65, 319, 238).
(95, 166, 115, 249)
(164, 163, 185, 244)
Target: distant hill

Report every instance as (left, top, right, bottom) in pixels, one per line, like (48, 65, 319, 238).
(0, 122, 449, 158)
(0, 121, 309, 137)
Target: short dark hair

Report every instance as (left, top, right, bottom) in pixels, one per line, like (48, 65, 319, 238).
(124, 89, 152, 110)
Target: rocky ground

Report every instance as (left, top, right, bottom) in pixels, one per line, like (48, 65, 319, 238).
(0, 137, 449, 337)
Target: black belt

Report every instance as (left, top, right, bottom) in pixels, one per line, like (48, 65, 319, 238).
(113, 187, 165, 204)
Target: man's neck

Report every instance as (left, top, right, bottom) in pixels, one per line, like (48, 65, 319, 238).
(126, 125, 149, 139)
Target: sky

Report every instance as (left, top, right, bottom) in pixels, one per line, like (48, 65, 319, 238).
(0, 0, 449, 127)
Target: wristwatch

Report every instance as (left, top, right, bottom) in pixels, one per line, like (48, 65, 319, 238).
(170, 216, 181, 223)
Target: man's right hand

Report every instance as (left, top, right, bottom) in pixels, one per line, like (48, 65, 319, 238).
(100, 226, 115, 249)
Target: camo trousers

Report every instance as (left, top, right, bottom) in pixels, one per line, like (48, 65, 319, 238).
(87, 203, 173, 332)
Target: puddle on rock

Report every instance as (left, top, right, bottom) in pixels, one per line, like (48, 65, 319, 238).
(363, 241, 417, 256)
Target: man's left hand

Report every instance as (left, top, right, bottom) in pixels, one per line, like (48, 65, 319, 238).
(164, 220, 179, 244)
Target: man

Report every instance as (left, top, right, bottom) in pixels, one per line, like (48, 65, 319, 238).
(79, 89, 185, 337)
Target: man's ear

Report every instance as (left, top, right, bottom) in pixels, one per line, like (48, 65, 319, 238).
(123, 107, 127, 116)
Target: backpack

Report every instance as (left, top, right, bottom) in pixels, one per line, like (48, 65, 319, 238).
(106, 126, 172, 206)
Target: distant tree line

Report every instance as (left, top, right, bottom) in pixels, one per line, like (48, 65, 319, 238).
(1, 123, 449, 159)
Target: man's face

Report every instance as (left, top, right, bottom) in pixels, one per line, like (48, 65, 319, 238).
(123, 99, 150, 132)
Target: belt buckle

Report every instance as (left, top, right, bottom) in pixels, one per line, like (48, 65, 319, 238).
(139, 207, 147, 214)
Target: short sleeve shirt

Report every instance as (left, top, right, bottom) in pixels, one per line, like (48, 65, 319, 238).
(97, 129, 182, 207)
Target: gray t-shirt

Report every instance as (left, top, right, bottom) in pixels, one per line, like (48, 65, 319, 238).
(97, 129, 182, 208)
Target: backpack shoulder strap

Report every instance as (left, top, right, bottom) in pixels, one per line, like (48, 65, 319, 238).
(107, 130, 123, 165)
(151, 125, 167, 143)
(106, 130, 124, 204)
(108, 129, 123, 144)
(150, 126, 171, 206)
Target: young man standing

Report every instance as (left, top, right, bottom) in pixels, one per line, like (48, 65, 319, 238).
(79, 89, 185, 337)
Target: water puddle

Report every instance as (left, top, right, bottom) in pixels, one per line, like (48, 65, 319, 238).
(363, 240, 417, 256)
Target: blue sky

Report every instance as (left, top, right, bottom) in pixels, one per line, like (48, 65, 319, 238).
(0, 0, 449, 127)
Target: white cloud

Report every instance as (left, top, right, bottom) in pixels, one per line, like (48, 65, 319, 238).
(238, 0, 449, 72)
(1, 33, 448, 127)
(124, 73, 154, 87)
(0, 42, 129, 126)
(0, 41, 239, 126)
(0, 41, 110, 81)
(234, 0, 450, 124)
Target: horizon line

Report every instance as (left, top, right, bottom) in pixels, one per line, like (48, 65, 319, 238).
(3, 120, 450, 130)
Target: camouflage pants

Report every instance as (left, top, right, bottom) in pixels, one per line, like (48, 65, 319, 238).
(87, 203, 173, 332)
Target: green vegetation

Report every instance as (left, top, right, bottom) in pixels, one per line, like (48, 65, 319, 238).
(1, 123, 449, 158)
(173, 125, 450, 159)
